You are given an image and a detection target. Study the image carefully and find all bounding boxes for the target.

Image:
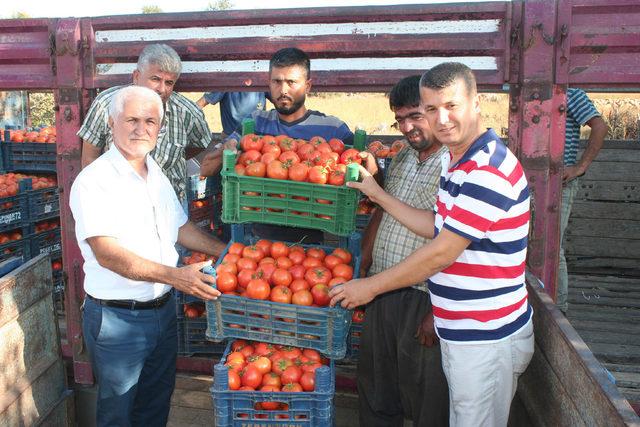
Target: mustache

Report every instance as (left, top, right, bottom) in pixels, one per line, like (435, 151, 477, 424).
(277, 96, 293, 102)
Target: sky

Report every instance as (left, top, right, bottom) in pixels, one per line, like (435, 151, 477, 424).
(6, 0, 482, 19)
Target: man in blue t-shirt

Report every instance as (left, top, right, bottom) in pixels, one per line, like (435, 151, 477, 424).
(200, 47, 356, 242)
(557, 89, 607, 313)
(196, 91, 267, 138)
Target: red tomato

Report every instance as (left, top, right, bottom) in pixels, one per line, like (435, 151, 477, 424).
(256, 263, 276, 284)
(289, 279, 310, 293)
(275, 256, 293, 269)
(288, 162, 309, 182)
(240, 345, 255, 358)
(281, 366, 303, 385)
(246, 279, 271, 300)
(242, 246, 266, 262)
(291, 290, 313, 306)
(310, 284, 331, 306)
(281, 383, 303, 392)
(272, 268, 293, 287)
(352, 309, 365, 323)
(231, 340, 248, 352)
(270, 285, 292, 304)
(302, 257, 323, 269)
(216, 272, 238, 293)
(278, 136, 298, 152)
(228, 242, 246, 256)
(270, 241, 290, 259)
(216, 261, 237, 276)
(249, 356, 272, 375)
(235, 164, 246, 175)
(288, 250, 305, 265)
(279, 150, 300, 165)
(288, 264, 306, 281)
(237, 269, 256, 288)
(255, 239, 272, 257)
(259, 256, 276, 265)
(328, 138, 345, 154)
(240, 365, 262, 389)
(261, 151, 279, 165)
(245, 162, 266, 177)
(305, 267, 332, 286)
(223, 253, 240, 263)
(238, 149, 262, 166)
(266, 160, 288, 180)
(339, 148, 362, 165)
(228, 370, 241, 390)
(328, 277, 346, 287)
(272, 357, 294, 376)
(261, 372, 282, 389)
(297, 143, 316, 161)
(262, 141, 282, 157)
(237, 257, 258, 271)
(332, 248, 352, 265)
(306, 248, 326, 260)
(302, 348, 321, 362)
(240, 134, 263, 152)
(300, 371, 315, 391)
(323, 255, 343, 270)
(254, 342, 276, 357)
(328, 169, 345, 186)
(258, 385, 281, 410)
(333, 263, 354, 280)
(315, 151, 338, 169)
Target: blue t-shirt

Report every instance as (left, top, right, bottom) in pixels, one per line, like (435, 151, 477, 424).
(564, 88, 600, 166)
(204, 92, 267, 135)
(228, 109, 354, 145)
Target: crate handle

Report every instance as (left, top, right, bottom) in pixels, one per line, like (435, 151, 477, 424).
(353, 129, 367, 151)
(345, 163, 359, 183)
(222, 149, 237, 173)
(241, 118, 255, 136)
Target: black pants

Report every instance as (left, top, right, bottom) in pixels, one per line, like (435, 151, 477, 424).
(357, 288, 449, 427)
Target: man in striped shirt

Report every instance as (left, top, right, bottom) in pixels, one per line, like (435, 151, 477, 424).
(557, 89, 606, 313)
(331, 62, 533, 427)
(357, 76, 449, 426)
(78, 44, 215, 202)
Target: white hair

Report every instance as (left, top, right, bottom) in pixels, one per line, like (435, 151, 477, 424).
(137, 43, 182, 77)
(108, 86, 164, 121)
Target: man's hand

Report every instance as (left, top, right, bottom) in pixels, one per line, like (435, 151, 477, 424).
(223, 138, 239, 153)
(562, 164, 585, 183)
(359, 151, 379, 176)
(347, 164, 386, 204)
(171, 260, 220, 301)
(415, 311, 439, 347)
(329, 278, 377, 309)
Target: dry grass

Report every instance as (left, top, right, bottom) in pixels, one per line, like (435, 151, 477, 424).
(179, 91, 640, 141)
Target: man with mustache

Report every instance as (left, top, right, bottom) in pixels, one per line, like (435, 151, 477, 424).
(206, 47, 355, 242)
(357, 75, 449, 426)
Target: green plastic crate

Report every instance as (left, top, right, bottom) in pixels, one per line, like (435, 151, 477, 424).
(221, 151, 361, 236)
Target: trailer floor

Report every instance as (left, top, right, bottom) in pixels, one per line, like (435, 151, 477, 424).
(567, 272, 640, 415)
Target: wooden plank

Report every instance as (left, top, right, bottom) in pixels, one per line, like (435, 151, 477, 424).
(567, 218, 640, 240)
(570, 319, 640, 335)
(581, 161, 640, 182)
(574, 180, 640, 202)
(571, 200, 640, 221)
(572, 329, 639, 346)
(576, 148, 640, 163)
(611, 371, 640, 389)
(568, 285, 640, 300)
(569, 258, 640, 272)
(567, 304, 640, 323)
(519, 278, 639, 425)
(618, 387, 640, 403)
(604, 363, 640, 374)
(568, 292, 640, 309)
(585, 343, 640, 364)
(570, 274, 640, 288)
(566, 236, 640, 258)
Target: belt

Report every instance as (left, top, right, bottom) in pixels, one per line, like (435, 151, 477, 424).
(86, 291, 172, 310)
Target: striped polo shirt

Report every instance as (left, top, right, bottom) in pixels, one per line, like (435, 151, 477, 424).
(77, 85, 212, 200)
(227, 109, 354, 145)
(564, 88, 601, 166)
(429, 128, 532, 343)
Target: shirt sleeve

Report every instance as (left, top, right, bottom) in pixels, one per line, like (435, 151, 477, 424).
(442, 169, 518, 242)
(567, 89, 601, 126)
(337, 123, 354, 145)
(204, 92, 224, 105)
(70, 175, 119, 242)
(76, 96, 109, 148)
(186, 107, 213, 149)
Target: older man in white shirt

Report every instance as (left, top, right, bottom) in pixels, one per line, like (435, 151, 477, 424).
(70, 85, 226, 427)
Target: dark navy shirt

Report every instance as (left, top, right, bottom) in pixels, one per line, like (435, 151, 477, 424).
(203, 92, 267, 135)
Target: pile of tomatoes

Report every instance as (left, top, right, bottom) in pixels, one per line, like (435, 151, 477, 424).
(367, 140, 407, 159)
(34, 219, 60, 233)
(224, 339, 329, 399)
(0, 230, 23, 245)
(0, 173, 57, 199)
(182, 251, 216, 266)
(183, 301, 206, 318)
(234, 134, 363, 185)
(4, 127, 56, 144)
(214, 239, 353, 307)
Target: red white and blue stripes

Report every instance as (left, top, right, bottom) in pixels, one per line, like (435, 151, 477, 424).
(430, 129, 532, 343)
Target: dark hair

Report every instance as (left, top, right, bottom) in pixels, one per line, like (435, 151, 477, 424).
(420, 62, 476, 96)
(269, 48, 311, 79)
(389, 75, 422, 110)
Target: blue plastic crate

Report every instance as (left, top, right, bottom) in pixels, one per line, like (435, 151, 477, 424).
(212, 341, 334, 427)
(346, 321, 363, 360)
(0, 236, 30, 263)
(355, 214, 371, 232)
(29, 227, 61, 260)
(205, 224, 360, 359)
(0, 193, 28, 232)
(0, 142, 57, 173)
(0, 256, 24, 277)
(27, 186, 60, 222)
(177, 317, 227, 356)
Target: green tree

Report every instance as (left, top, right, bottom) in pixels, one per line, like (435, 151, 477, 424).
(142, 5, 163, 14)
(206, 0, 233, 11)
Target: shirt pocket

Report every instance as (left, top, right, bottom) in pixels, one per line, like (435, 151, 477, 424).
(154, 201, 179, 245)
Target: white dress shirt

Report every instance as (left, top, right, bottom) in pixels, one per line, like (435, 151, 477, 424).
(70, 145, 188, 301)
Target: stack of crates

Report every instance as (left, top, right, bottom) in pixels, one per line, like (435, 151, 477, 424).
(0, 128, 61, 309)
(203, 120, 368, 425)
